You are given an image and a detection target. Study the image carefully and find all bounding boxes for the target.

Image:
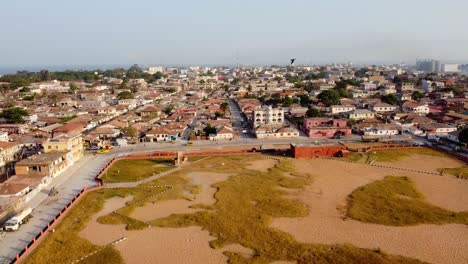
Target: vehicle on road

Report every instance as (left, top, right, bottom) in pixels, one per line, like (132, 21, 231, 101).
(97, 149, 109, 154)
(186, 141, 194, 146)
(242, 130, 248, 134)
(86, 146, 99, 150)
(48, 187, 58, 196)
(3, 207, 32, 232)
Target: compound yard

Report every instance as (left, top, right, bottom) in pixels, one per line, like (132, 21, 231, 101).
(25, 150, 468, 264)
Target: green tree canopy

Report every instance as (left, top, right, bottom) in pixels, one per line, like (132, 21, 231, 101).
(117, 91, 135, 100)
(0, 107, 29, 124)
(306, 108, 323, 118)
(380, 94, 398, 105)
(317, 90, 340, 106)
(411, 91, 424, 100)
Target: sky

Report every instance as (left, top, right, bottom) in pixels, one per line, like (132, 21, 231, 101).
(1, 0, 467, 71)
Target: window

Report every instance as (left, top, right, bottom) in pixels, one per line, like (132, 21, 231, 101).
(48, 146, 52, 149)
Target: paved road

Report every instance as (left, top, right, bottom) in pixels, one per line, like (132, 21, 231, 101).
(0, 134, 425, 263)
(0, 154, 115, 263)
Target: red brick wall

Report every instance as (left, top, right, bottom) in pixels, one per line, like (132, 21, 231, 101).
(292, 145, 347, 158)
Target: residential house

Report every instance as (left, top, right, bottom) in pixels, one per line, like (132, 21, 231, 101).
(43, 133, 84, 164)
(302, 118, 351, 138)
(402, 102, 430, 115)
(348, 109, 375, 120)
(369, 102, 397, 113)
(255, 125, 299, 139)
(330, 105, 356, 115)
(419, 123, 457, 137)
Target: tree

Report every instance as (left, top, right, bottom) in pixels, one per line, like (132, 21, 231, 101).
(411, 91, 424, 100)
(380, 94, 398, 105)
(126, 126, 138, 141)
(282, 97, 293, 107)
(203, 125, 217, 135)
(459, 128, 468, 144)
(336, 88, 350, 98)
(214, 112, 223, 118)
(220, 102, 229, 114)
(163, 105, 174, 115)
(0, 107, 29, 124)
(153, 71, 163, 80)
(69, 83, 79, 94)
(306, 108, 323, 118)
(317, 90, 340, 106)
(299, 94, 311, 107)
(117, 91, 134, 100)
(347, 118, 357, 126)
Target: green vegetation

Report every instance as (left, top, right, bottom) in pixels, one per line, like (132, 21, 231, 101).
(151, 157, 423, 263)
(317, 89, 340, 106)
(27, 156, 428, 264)
(380, 94, 398, 105)
(25, 173, 193, 264)
(0, 107, 29, 124)
(347, 176, 468, 226)
(102, 159, 174, 183)
(59, 115, 77, 124)
(438, 166, 468, 179)
(346, 148, 447, 163)
(117, 91, 134, 100)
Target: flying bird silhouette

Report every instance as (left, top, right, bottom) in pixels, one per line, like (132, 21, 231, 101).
(290, 58, 296, 66)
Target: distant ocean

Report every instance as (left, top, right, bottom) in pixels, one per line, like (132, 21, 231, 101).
(0, 65, 132, 75)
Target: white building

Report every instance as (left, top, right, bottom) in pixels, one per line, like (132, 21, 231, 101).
(146, 66, 164, 74)
(252, 105, 284, 127)
(363, 125, 400, 136)
(348, 109, 375, 120)
(330, 105, 356, 115)
(370, 102, 397, 112)
(441, 64, 459, 73)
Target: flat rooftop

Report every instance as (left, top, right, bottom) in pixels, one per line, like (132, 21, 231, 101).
(16, 153, 65, 166)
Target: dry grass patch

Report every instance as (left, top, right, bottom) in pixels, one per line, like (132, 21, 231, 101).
(103, 158, 174, 183)
(151, 158, 424, 264)
(347, 148, 447, 163)
(438, 166, 468, 179)
(347, 176, 468, 226)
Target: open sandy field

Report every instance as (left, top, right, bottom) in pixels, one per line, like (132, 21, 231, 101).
(271, 156, 468, 264)
(80, 171, 248, 264)
(70, 153, 468, 264)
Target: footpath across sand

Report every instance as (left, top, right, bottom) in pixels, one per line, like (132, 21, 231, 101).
(271, 157, 468, 264)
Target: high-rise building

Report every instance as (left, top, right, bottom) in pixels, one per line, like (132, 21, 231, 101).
(416, 59, 440, 72)
(252, 105, 284, 127)
(441, 64, 459, 73)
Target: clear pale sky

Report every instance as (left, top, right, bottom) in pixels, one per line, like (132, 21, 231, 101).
(1, 0, 467, 70)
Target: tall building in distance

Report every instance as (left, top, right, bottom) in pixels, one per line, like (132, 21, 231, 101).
(252, 105, 284, 127)
(441, 64, 459, 73)
(416, 59, 440, 72)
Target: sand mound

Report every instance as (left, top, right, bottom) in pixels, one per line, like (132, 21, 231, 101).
(246, 159, 278, 172)
(270, 158, 468, 264)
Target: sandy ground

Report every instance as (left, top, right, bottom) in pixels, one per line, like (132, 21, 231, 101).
(246, 159, 278, 172)
(80, 171, 245, 264)
(271, 157, 468, 264)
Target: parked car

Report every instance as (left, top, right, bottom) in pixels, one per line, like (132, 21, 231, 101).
(86, 146, 99, 150)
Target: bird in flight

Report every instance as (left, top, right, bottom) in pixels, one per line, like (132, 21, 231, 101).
(290, 58, 296, 66)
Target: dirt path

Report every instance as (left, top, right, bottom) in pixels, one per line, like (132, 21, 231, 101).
(270, 158, 468, 264)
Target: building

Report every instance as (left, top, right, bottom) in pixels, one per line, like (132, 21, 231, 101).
(416, 59, 440, 72)
(330, 105, 356, 115)
(15, 153, 69, 179)
(402, 102, 430, 115)
(146, 66, 164, 74)
(441, 64, 459, 73)
(370, 102, 397, 112)
(419, 123, 457, 137)
(302, 118, 351, 138)
(348, 109, 375, 120)
(208, 126, 234, 141)
(252, 105, 284, 127)
(362, 125, 400, 136)
(43, 134, 84, 165)
(255, 125, 299, 139)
